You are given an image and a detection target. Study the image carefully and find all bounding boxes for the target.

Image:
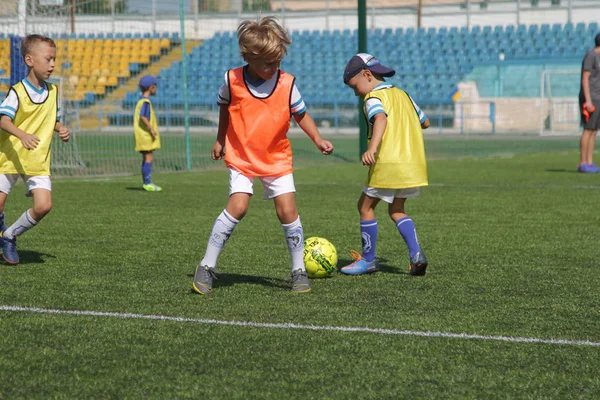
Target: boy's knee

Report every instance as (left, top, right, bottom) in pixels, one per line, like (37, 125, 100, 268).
(276, 203, 297, 220)
(227, 204, 248, 220)
(33, 202, 52, 218)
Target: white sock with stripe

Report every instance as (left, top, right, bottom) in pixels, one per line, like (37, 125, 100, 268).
(3, 209, 37, 240)
(282, 216, 305, 272)
(200, 209, 239, 268)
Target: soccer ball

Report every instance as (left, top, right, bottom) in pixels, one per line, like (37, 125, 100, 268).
(303, 237, 338, 278)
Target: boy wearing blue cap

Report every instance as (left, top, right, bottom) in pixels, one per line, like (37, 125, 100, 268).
(340, 53, 430, 276)
(134, 75, 162, 192)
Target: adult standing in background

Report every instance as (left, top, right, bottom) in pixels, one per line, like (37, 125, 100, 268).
(577, 33, 600, 173)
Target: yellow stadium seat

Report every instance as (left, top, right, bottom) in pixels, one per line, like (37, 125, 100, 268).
(107, 76, 118, 86)
(160, 38, 170, 49)
(94, 85, 106, 95)
(136, 54, 150, 64)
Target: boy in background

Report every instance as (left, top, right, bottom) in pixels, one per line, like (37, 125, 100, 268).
(340, 53, 430, 276)
(192, 16, 334, 295)
(134, 74, 162, 191)
(0, 34, 70, 264)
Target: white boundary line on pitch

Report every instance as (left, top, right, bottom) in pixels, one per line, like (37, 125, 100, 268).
(2, 305, 600, 347)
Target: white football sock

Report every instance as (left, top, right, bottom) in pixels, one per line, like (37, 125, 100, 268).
(200, 209, 238, 268)
(282, 216, 305, 272)
(3, 209, 37, 240)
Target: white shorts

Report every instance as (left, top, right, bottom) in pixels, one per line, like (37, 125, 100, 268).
(0, 174, 52, 197)
(229, 169, 296, 199)
(363, 186, 420, 204)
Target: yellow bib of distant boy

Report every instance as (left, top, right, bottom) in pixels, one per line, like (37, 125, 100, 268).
(0, 82, 58, 176)
(364, 87, 428, 189)
(133, 98, 161, 152)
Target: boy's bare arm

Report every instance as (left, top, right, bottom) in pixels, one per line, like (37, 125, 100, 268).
(421, 118, 430, 129)
(211, 105, 229, 160)
(140, 116, 157, 137)
(362, 113, 387, 165)
(294, 112, 333, 154)
(0, 115, 40, 150)
(54, 121, 70, 142)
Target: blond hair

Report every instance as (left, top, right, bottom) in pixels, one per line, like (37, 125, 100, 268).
(237, 16, 291, 62)
(21, 34, 56, 62)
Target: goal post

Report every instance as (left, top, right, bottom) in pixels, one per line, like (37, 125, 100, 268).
(539, 70, 581, 136)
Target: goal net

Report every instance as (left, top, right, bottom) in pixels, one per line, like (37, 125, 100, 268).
(539, 70, 581, 136)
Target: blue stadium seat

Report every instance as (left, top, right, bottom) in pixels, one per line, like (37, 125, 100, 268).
(528, 25, 539, 36)
(564, 22, 574, 32)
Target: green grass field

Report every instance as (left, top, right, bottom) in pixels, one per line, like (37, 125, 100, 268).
(2, 137, 600, 398)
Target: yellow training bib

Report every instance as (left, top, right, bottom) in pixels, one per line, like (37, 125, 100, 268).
(0, 81, 58, 176)
(364, 87, 428, 189)
(133, 97, 161, 152)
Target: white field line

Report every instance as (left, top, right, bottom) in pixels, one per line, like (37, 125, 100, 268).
(1, 305, 599, 347)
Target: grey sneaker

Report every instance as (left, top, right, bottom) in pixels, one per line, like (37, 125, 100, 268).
(192, 265, 220, 295)
(290, 269, 311, 293)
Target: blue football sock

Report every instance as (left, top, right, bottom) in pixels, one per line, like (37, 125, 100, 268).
(0, 212, 5, 230)
(396, 217, 421, 258)
(142, 162, 152, 184)
(360, 219, 378, 262)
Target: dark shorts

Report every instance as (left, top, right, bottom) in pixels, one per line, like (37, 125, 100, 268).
(580, 98, 600, 130)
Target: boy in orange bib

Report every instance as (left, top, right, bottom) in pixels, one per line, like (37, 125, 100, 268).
(193, 16, 333, 295)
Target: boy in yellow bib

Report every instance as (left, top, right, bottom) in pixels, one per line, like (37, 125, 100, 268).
(341, 53, 430, 276)
(134, 75, 162, 192)
(0, 34, 70, 264)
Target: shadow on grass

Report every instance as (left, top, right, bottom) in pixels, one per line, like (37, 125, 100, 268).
(125, 187, 146, 191)
(1, 250, 56, 265)
(336, 257, 409, 275)
(187, 272, 287, 290)
(545, 168, 581, 173)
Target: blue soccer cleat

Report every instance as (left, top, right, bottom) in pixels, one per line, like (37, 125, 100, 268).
(408, 251, 428, 276)
(589, 163, 600, 173)
(1, 234, 19, 265)
(577, 163, 598, 173)
(340, 250, 379, 275)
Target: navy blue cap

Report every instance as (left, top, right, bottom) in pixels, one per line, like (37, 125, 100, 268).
(343, 53, 396, 84)
(139, 75, 159, 89)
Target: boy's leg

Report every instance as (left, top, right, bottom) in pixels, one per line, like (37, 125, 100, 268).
(390, 197, 428, 276)
(266, 174, 309, 293)
(341, 192, 380, 275)
(0, 191, 7, 231)
(2, 178, 52, 265)
(273, 193, 304, 271)
(193, 169, 252, 295)
(200, 195, 248, 268)
(141, 151, 162, 191)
